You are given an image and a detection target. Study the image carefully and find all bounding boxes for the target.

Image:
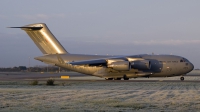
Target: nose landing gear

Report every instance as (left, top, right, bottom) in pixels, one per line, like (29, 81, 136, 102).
(180, 76, 184, 81)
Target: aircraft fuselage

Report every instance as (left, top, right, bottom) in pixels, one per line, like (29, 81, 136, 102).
(35, 54, 194, 79)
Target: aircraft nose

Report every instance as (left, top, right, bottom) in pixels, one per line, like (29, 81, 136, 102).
(189, 62, 194, 72)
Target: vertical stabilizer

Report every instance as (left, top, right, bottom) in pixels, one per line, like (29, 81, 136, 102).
(10, 23, 68, 55)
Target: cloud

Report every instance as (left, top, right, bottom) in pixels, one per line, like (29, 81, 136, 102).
(82, 40, 200, 46)
(19, 13, 66, 20)
(108, 39, 200, 46)
(52, 14, 66, 18)
(35, 14, 49, 19)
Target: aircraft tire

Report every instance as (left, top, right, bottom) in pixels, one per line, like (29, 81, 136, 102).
(124, 78, 129, 80)
(105, 78, 113, 80)
(114, 78, 121, 80)
(123, 75, 129, 80)
(180, 77, 184, 81)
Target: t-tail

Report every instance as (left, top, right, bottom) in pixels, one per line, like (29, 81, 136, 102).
(9, 23, 68, 55)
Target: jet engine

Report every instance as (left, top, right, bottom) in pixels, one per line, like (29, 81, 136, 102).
(107, 61, 130, 71)
(131, 60, 151, 70)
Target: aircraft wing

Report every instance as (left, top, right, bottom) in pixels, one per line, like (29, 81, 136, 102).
(69, 55, 152, 72)
(69, 55, 128, 66)
(69, 59, 107, 66)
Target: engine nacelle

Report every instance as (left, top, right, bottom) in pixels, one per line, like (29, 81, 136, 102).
(107, 61, 130, 71)
(131, 60, 151, 70)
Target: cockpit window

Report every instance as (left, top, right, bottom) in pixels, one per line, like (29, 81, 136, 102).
(180, 58, 189, 62)
(183, 58, 189, 62)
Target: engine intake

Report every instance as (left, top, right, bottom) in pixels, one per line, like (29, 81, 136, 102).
(131, 60, 151, 70)
(107, 61, 130, 71)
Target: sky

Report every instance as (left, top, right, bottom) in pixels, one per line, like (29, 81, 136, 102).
(0, 0, 200, 68)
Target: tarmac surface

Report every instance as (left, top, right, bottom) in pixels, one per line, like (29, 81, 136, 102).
(0, 72, 86, 80)
(0, 72, 200, 82)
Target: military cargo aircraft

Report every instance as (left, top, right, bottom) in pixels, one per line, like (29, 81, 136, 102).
(10, 23, 194, 80)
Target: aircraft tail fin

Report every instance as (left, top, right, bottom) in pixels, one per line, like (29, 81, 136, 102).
(9, 23, 68, 55)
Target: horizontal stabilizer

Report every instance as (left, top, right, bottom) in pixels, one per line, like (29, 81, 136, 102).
(8, 27, 43, 30)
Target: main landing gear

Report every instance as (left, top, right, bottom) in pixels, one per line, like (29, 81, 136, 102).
(105, 78, 113, 80)
(114, 78, 121, 80)
(123, 77, 129, 80)
(180, 76, 184, 81)
(105, 76, 129, 80)
(123, 75, 129, 80)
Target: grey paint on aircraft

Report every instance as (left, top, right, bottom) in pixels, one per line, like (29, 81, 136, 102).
(11, 23, 194, 80)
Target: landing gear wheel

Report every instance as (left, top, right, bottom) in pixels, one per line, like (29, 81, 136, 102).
(123, 75, 129, 80)
(114, 78, 121, 80)
(105, 78, 113, 80)
(124, 78, 129, 80)
(180, 77, 184, 81)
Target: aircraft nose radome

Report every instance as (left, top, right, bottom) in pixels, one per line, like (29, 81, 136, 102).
(189, 63, 194, 72)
